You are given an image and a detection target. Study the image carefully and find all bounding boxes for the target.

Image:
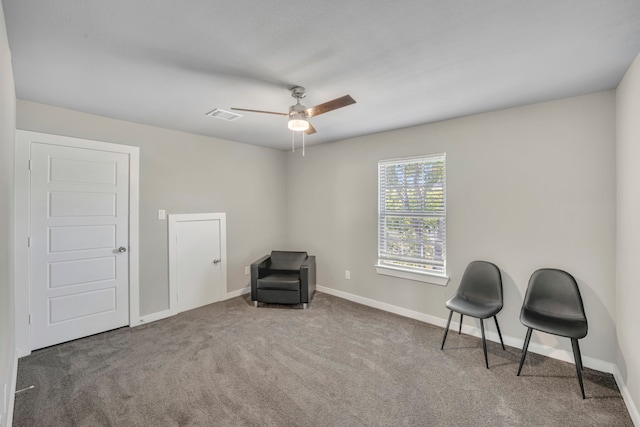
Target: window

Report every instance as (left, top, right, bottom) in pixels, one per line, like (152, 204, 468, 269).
(377, 154, 447, 284)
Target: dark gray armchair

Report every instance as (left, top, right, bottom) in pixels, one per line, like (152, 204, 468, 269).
(250, 251, 316, 309)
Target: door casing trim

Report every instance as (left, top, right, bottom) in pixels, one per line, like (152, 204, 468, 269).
(14, 130, 140, 356)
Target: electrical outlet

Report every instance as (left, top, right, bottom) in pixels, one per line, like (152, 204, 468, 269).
(244, 266, 250, 275)
(345, 270, 351, 280)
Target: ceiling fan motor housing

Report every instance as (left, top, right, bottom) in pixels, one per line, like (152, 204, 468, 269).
(289, 86, 309, 120)
(290, 86, 307, 100)
(289, 102, 309, 120)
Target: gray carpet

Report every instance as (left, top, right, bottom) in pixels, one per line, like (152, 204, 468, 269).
(13, 292, 633, 426)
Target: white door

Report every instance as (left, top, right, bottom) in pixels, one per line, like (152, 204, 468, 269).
(169, 214, 227, 313)
(30, 142, 130, 350)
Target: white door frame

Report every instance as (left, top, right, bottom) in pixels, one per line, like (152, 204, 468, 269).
(168, 213, 227, 315)
(14, 130, 140, 357)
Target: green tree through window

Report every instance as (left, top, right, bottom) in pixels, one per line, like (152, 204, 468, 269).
(378, 154, 446, 274)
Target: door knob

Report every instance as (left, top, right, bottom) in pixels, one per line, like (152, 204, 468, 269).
(213, 259, 221, 264)
(118, 246, 127, 253)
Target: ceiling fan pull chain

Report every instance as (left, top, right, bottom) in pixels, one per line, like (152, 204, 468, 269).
(292, 131, 295, 153)
(302, 132, 305, 157)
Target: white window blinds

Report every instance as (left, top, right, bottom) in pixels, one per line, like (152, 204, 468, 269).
(378, 154, 446, 274)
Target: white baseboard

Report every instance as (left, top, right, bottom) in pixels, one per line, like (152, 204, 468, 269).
(317, 285, 637, 424)
(612, 364, 640, 427)
(317, 285, 447, 326)
(226, 286, 250, 299)
(133, 287, 250, 327)
(317, 285, 613, 371)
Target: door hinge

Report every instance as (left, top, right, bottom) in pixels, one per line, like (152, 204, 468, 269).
(27, 237, 31, 247)
(28, 314, 31, 325)
(28, 159, 31, 170)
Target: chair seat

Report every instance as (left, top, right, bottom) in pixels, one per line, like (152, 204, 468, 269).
(520, 308, 587, 339)
(257, 273, 300, 291)
(445, 294, 502, 319)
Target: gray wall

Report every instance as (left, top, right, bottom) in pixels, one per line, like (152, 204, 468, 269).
(0, 2, 15, 426)
(286, 92, 618, 364)
(616, 52, 640, 417)
(16, 101, 288, 316)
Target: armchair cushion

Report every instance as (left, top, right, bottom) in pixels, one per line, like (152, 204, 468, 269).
(269, 251, 308, 271)
(257, 273, 301, 291)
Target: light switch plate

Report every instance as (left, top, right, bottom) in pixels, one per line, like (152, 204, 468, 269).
(158, 209, 166, 220)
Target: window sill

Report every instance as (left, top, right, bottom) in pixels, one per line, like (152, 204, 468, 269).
(375, 264, 449, 286)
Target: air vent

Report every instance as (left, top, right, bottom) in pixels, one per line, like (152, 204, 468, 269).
(205, 108, 243, 121)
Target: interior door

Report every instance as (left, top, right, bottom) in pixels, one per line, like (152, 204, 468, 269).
(29, 142, 130, 350)
(175, 218, 225, 312)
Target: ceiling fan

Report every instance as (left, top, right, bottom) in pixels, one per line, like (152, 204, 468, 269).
(231, 86, 356, 135)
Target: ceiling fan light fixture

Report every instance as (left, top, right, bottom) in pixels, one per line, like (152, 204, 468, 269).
(288, 112, 309, 131)
(288, 119, 309, 131)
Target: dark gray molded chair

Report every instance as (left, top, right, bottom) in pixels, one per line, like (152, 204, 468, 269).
(517, 268, 588, 399)
(251, 251, 316, 309)
(441, 261, 505, 369)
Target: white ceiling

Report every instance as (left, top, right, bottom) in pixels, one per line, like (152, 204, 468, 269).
(3, 0, 640, 151)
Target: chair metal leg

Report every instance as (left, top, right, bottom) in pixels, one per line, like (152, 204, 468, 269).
(441, 310, 454, 350)
(480, 318, 489, 369)
(571, 338, 586, 399)
(494, 316, 505, 350)
(458, 313, 463, 334)
(575, 339, 584, 371)
(517, 328, 533, 376)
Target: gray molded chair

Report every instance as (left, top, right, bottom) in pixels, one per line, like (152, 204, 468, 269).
(441, 261, 505, 368)
(517, 268, 588, 399)
(250, 251, 316, 309)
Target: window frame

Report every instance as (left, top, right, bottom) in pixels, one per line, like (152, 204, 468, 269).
(375, 154, 449, 286)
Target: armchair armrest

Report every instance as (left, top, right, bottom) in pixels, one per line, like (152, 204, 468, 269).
(300, 255, 316, 303)
(250, 254, 271, 300)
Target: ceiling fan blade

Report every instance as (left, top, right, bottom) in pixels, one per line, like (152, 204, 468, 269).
(305, 123, 317, 135)
(305, 95, 356, 117)
(230, 107, 287, 116)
